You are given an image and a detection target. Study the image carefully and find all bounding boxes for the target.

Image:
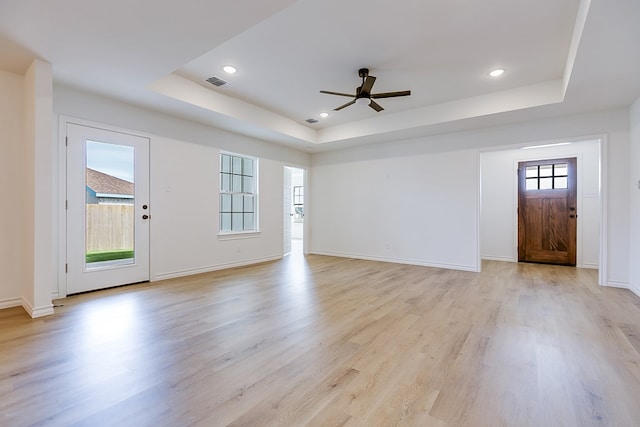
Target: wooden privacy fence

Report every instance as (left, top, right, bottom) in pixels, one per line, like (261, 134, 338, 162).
(86, 204, 134, 252)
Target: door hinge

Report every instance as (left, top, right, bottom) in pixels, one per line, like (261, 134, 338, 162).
(65, 263, 68, 273)
(65, 136, 68, 146)
(65, 200, 68, 210)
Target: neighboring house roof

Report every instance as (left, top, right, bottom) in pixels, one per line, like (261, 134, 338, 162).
(86, 168, 134, 197)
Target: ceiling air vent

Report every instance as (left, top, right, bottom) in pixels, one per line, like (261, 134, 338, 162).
(206, 76, 228, 87)
(305, 118, 319, 124)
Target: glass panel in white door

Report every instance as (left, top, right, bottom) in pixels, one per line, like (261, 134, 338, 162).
(85, 140, 135, 267)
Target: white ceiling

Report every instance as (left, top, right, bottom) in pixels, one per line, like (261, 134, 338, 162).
(1, 0, 639, 151)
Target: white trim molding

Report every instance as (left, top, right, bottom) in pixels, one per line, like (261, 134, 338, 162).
(0, 298, 54, 318)
(310, 250, 480, 273)
(21, 299, 55, 318)
(152, 255, 282, 282)
(0, 298, 24, 311)
(605, 280, 630, 290)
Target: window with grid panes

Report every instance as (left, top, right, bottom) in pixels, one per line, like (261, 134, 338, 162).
(220, 153, 257, 232)
(293, 186, 303, 209)
(525, 163, 569, 190)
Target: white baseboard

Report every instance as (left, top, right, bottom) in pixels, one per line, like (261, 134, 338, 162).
(0, 298, 54, 318)
(481, 256, 516, 263)
(21, 299, 55, 318)
(153, 255, 282, 281)
(309, 250, 480, 273)
(579, 263, 599, 270)
(0, 297, 23, 310)
(606, 280, 629, 289)
(630, 283, 640, 298)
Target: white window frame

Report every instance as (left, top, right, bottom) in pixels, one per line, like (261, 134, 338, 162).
(219, 152, 259, 236)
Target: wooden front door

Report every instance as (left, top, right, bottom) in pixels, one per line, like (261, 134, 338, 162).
(518, 157, 577, 266)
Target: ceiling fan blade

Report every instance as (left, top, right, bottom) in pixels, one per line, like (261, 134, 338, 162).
(369, 100, 384, 112)
(371, 90, 411, 99)
(320, 90, 355, 97)
(360, 76, 376, 96)
(334, 99, 357, 111)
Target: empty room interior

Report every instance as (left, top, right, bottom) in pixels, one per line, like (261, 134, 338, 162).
(2, 0, 640, 425)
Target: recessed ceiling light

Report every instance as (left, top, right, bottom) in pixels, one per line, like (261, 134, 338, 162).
(320, 112, 329, 118)
(489, 68, 505, 77)
(222, 65, 237, 74)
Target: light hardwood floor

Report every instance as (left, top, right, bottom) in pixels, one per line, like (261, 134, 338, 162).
(2, 250, 640, 426)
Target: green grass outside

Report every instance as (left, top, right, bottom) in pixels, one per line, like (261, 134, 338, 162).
(86, 249, 134, 263)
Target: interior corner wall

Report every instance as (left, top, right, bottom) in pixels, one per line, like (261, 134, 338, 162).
(629, 97, 640, 296)
(53, 84, 311, 288)
(606, 120, 631, 288)
(480, 140, 601, 268)
(0, 70, 25, 308)
(23, 59, 55, 317)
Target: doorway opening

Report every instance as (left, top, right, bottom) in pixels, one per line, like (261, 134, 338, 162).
(284, 166, 305, 256)
(479, 138, 602, 277)
(518, 157, 577, 266)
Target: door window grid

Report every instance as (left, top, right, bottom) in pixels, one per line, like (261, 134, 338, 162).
(293, 186, 304, 222)
(293, 186, 303, 207)
(220, 153, 256, 232)
(525, 163, 568, 190)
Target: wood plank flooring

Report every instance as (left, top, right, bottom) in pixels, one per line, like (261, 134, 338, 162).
(2, 250, 640, 426)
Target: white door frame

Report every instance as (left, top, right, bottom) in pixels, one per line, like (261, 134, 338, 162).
(283, 166, 292, 255)
(283, 165, 307, 255)
(58, 117, 152, 297)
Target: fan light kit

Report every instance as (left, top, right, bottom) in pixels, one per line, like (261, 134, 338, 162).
(319, 112, 329, 118)
(320, 68, 411, 112)
(489, 68, 504, 77)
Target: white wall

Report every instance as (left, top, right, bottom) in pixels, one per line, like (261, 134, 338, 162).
(629, 97, 640, 296)
(606, 122, 631, 287)
(0, 63, 55, 317)
(53, 84, 310, 291)
(311, 148, 480, 271)
(310, 109, 630, 285)
(481, 140, 600, 268)
(150, 137, 287, 280)
(0, 70, 25, 308)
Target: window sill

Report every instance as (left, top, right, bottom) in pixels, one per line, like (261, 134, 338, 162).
(218, 231, 261, 241)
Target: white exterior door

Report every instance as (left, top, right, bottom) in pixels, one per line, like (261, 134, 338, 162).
(66, 123, 150, 294)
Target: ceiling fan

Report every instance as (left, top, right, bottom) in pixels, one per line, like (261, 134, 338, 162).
(320, 68, 411, 112)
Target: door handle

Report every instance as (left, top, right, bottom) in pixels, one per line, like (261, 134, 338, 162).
(142, 214, 150, 220)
